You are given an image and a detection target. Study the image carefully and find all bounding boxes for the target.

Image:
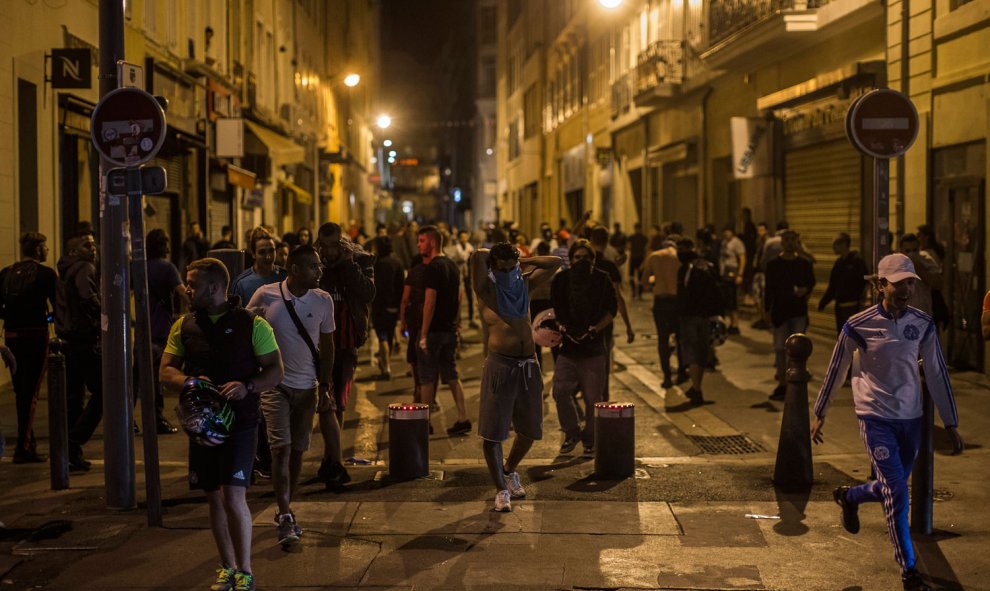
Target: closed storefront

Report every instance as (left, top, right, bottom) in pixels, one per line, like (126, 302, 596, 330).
(785, 139, 863, 335)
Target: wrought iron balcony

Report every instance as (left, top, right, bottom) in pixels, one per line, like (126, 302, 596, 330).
(611, 72, 634, 119)
(708, 0, 832, 47)
(634, 41, 685, 104)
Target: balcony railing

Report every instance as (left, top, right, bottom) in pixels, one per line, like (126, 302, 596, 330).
(611, 72, 634, 118)
(635, 41, 685, 97)
(708, 0, 832, 46)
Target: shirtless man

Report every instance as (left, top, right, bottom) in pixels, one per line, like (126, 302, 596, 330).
(471, 242, 561, 512)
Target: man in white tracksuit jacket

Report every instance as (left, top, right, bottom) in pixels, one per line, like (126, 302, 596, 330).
(811, 253, 964, 591)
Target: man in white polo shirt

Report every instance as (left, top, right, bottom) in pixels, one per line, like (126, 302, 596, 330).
(248, 245, 337, 547)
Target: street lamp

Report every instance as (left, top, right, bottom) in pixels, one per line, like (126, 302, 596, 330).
(598, 0, 623, 7)
(343, 73, 361, 87)
(383, 139, 393, 147)
(377, 114, 392, 129)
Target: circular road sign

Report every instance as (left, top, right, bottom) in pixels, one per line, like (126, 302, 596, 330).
(91, 87, 166, 167)
(846, 88, 919, 159)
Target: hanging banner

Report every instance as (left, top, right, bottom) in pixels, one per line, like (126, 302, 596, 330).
(731, 117, 772, 179)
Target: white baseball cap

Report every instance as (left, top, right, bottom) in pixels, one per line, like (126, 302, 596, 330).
(878, 253, 920, 283)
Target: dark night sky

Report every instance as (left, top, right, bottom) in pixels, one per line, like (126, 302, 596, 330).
(381, 0, 465, 65)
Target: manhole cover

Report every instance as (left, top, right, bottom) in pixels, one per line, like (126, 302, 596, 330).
(688, 434, 764, 455)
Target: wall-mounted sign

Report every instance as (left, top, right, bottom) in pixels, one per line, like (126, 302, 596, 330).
(730, 117, 772, 179)
(51, 48, 92, 89)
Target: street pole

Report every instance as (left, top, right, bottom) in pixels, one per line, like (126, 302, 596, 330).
(873, 157, 891, 272)
(98, 0, 136, 510)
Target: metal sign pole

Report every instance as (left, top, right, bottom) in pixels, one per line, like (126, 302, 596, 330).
(127, 167, 163, 527)
(98, 0, 136, 510)
(875, 157, 891, 270)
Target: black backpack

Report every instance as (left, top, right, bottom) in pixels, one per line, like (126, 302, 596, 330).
(0, 261, 39, 321)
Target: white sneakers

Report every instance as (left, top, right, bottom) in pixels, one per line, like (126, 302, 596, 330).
(494, 489, 512, 512)
(505, 471, 526, 498)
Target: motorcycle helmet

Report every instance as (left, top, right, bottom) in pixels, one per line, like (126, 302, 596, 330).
(176, 377, 234, 447)
(532, 308, 563, 348)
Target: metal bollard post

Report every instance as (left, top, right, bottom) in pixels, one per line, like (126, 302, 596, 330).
(47, 338, 69, 490)
(387, 403, 430, 480)
(773, 333, 814, 491)
(594, 402, 635, 478)
(911, 376, 934, 535)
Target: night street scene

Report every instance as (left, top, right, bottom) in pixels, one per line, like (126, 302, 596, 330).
(1, 0, 990, 589)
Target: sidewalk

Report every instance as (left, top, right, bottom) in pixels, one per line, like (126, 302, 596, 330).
(0, 298, 987, 590)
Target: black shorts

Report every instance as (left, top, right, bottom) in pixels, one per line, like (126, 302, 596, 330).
(188, 426, 257, 491)
(372, 311, 398, 345)
(416, 331, 459, 384)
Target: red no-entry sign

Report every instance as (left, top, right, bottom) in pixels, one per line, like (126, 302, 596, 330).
(91, 87, 166, 167)
(846, 89, 919, 159)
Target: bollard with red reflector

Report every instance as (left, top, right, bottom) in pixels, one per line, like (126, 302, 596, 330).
(387, 403, 430, 480)
(594, 402, 635, 478)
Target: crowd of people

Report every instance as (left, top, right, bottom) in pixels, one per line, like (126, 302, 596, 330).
(0, 210, 966, 591)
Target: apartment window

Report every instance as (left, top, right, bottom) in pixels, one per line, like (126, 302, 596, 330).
(524, 84, 540, 138)
(951, 0, 974, 8)
(508, 116, 521, 160)
(508, 0, 523, 28)
(479, 6, 496, 45)
(480, 56, 496, 97)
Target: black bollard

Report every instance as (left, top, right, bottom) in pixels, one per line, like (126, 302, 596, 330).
(911, 374, 934, 535)
(594, 402, 635, 478)
(773, 333, 814, 490)
(47, 338, 69, 490)
(387, 403, 430, 480)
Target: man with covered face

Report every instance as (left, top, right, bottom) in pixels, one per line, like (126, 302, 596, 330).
(550, 240, 617, 457)
(471, 242, 561, 512)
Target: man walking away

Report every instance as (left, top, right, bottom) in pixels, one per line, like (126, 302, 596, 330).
(719, 225, 746, 335)
(161, 258, 283, 591)
(144, 229, 188, 434)
(812, 253, 963, 591)
(181, 221, 210, 273)
(446, 230, 478, 328)
(472, 243, 561, 512)
(0, 232, 56, 462)
(675, 238, 724, 405)
(765, 230, 815, 401)
(416, 225, 471, 435)
(371, 237, 404, 380)
(55, 232, 103, 471)
(212, 225, 236, 250)
(818, 232, 867, 334)
(248, 245, 335, 547)
(316, 222, 374, 486)
(551, 240, 616, 456)
(627, 223, 649, 299)
(640, 236, 683, 388)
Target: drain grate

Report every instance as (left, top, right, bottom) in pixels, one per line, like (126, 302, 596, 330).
(688, 434, 764, 455)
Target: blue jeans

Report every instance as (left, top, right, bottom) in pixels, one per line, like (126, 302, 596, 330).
(847, 416, 923, 571)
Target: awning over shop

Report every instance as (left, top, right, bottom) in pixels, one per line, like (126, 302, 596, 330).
(226, 164, 257, 190)
(280, 181, 313, 205)
(244, 120, 305, 167)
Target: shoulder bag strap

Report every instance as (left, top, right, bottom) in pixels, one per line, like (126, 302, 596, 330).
(279, 281, 321, 371)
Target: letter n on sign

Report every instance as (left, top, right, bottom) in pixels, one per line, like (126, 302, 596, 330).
(51, 48, 92, 89)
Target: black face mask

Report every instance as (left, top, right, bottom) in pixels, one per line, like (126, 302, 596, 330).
(571, 259, 593, 274)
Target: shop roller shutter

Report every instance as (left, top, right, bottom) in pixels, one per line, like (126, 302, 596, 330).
(785, 140, 863, 338)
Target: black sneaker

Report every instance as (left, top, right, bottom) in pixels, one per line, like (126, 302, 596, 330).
(675, 373, 690, 385)
(68, 454, 91, 472)
(156, 418, 179, 434)
(661, 376, 673, 389)
(559, 436, 580, 454)
(582, 445, 594, 458)
(768, 385, 786, 401)
(446, 420, 472, 436)
(685, 387, 704, 406)
(901, 568, 932, 591)
(12, 451, 47, 464)
(833, 486, 860, 534)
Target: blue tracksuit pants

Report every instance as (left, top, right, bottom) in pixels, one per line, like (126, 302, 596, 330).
(847, 416, 922, 571)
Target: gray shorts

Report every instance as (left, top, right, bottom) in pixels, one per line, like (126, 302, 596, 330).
(478, 352, 543, 442)
(260, 384, 317, 452)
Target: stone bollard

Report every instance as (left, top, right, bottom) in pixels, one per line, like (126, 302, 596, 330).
(47, 338, 69, 490)
(387, 403, 430, 480)
(773, 333, 813, 490)
(594, 402, 635, 478)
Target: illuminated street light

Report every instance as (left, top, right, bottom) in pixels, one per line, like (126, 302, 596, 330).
(377, 114, 392, 129)
(343, 73, 361, 87)
(598, 0, 623, 7)
(383, 139, 393, 147)
(388, 150, 398, 158)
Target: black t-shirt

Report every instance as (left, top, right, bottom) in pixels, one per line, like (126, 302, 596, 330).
(594, 257, 622, 284)
(0, 260, 57, 330)
(551, 268, 617, 358)
(423, 256, 460, 333)
(373, 255, 405, 314)
(628, 232, 649, 261)
(147, 258, 182, 344)
(765, 255, 816, 326)
(404, 262, 427, 333)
